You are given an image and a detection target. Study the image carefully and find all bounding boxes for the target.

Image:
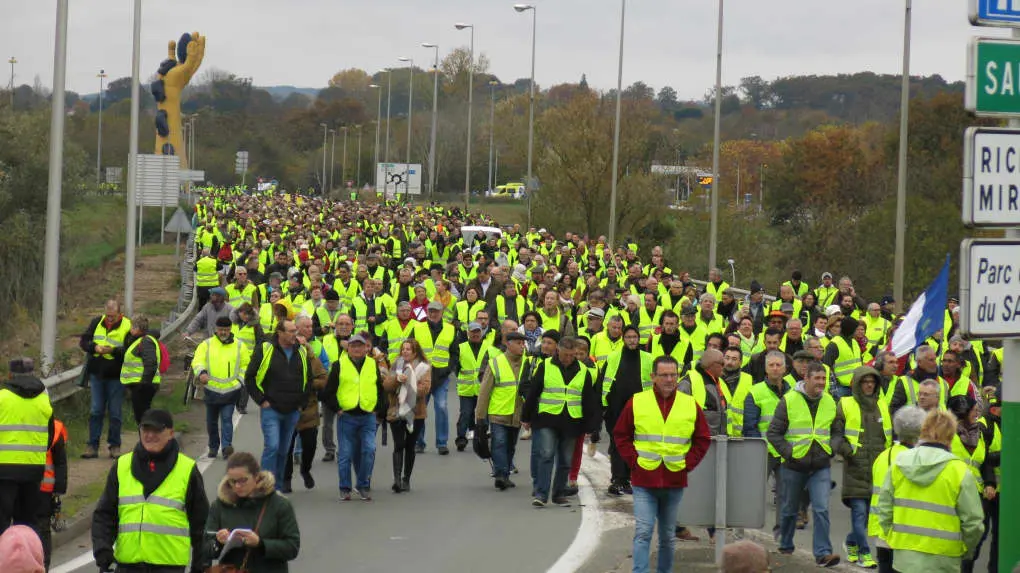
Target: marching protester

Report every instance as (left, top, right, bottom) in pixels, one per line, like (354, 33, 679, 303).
(193, 317, 251, 459)
(476, 331, 528, 490)
(80, 300, 132, 459)
(383, 340, 431, 493)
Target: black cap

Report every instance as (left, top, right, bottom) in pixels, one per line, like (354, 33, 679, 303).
(749, 280, 764, 294)
(680, 305, 697, 316)
(8, 357, 34, 374)
(880, 295, 895, 306)
(504, 332, 527, 342)
(325, 290, 340, 301)
(215, 316, 232, 328)
(139, 409, 174, 430)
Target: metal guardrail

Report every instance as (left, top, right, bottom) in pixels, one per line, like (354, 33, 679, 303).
(44, 235, 198, 402)
(689, 278, 778, 304)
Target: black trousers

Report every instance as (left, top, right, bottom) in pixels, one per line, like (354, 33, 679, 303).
(130, 384, 158, 424)
(391, 419, 425, 482)
(197, 285, 212, 309)
(34, 492, 54, 569)
(876, 546, 893, 573)
(0, 479, 43, 536)
(607, 436, 630, 485)
(284, 427, 318, 481)
(967, 495, 1000, 573)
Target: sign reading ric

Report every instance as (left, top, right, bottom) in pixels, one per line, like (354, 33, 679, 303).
(963, 127, 1020, 226)
(959, 238, 1020, 338)
(967, 38, 1020, 116)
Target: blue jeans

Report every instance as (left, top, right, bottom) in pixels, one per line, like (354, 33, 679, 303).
(779, 465, 833, 558)
(532, 427, 574, 501)
(845, 498, 871, 554)
(417, 374, 449, 448)
(88, 375, 124, 449)
(338, 412, 377, 491)
(490, 423, 519, 479)
(259, 407, 300, 489)
(456, 396, 478, 439)
(205, 402, 235, 452)
(632, 486, 685, 573)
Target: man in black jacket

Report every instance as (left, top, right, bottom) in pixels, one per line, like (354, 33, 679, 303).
(80, 300, 133, 459)
(92, 410, 209, 573)
(600, 326, 648, 496)
(521, 337, 600, 507)
(244, 319, 314, 488)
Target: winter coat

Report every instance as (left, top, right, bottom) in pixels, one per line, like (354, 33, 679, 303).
(383, 359, 432, 421)
(874, 444, 984, 573)
(296, 355, 328, 431)
(204, 471, 300, 573)
(766, 382, 843, 473)
(833, 366, 888, 500)
(0, 375, 54, 483)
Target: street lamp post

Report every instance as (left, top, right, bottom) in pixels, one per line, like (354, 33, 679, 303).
(607, 0, 626, 248)
(329, 128, 336, 192)
(399, 57, 414, 200)
(124, 0, 142, 316)
(893, 0, 912, 314)
(187, 115, 196, 170)
(422, 43, 440, 197)
(356, 125, 363, 187)
(341, 126, 349, 189)
(488, 80, 498, 195)
(385, 70, 392, 164)
(7, 57, 15, 109)
(455, 23, 475, 211)
(708, 0, 725, 273)
(370, 84, 381, 192)
(514, 4, 537, 227)
(320, 123, 328, 193)
(96, 69, 107, 188)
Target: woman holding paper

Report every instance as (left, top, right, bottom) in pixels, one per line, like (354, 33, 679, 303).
(383, 339, 431, 493)
(205, 452, 300, 572)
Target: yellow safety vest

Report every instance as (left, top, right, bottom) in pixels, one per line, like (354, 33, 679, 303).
(590, 332, 623, 367)
(384, 320, 433, 364)
(254, 342, 308, 397)
(192, 338, 247, 395)
(231, 324, 257, 353)
(783, 391, 836, 459)
(495, 296, 528, 323)
(537, 358, 586, 418)
(487, 352, 519, 416)
(424, 322, 456, 369)
(867, 443, 908, 538)
(0, 389, 52, 466)
(258, 303, 278, 334)
(336, 351, 379, 412)
(600, 350, 653, 407)
(121, 336, 162, 386)
(838, 396, 892, 454)
(92, 317, 133, 360)
(979, 417, 1002, 492)
(536, 308, 564, 333)
(457, 340, 494, 397)
(114, 453, 196, 566)
(224, 282, 256, 308)
(636, 307, 663, 344)
(862, 315, 890, 347)
(749, 382, 785, 454)
(195, 256, 220, 287)
(950, 433, 986, 491)
(683, 369, 709, 408)
(886, 454, 970, 557)
(830, 337, 862, 387)
(633, 390, 697, 472)
(718, 372, 753, 437)
(455, 300, 487, 330)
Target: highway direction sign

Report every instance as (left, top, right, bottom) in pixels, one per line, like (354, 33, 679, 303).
(959, 238, 1020, 338)
(970, 0, 1020, 27)
(966, 37, 1020, 116)
(963, 127, 1020, 226)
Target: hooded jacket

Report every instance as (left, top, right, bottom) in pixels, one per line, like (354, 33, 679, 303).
(766, 381, 842, 473)
(0, 375, 55, 483)
(204, 471, 300, 573)
(874, 444, 984, 572)
(601, 346, 647, 424)
(833, 366, 888, 499)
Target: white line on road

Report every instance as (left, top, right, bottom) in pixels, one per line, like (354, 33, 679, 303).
(51, 409, 244, 573)
(547, 450, 611, 573)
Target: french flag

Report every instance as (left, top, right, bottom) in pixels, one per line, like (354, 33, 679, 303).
(889, 255, 951, 358)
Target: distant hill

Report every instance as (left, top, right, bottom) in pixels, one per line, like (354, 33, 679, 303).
(258, 86, 322, 101)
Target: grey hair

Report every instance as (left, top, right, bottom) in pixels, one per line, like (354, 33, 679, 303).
(786, 318, 802, 329)
(699, 292, 716, 304)
(873, 350, 894, 369)
(765, 350, 787, 364)
(606, 315, 624, 326)
(915, 345, 935, 360)
(294, 313, 313, 326)
(893, 406, 926, 446)
(919, 379, 940, 391)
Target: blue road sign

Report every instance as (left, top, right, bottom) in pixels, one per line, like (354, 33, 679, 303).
(971, 0, 1020, 26)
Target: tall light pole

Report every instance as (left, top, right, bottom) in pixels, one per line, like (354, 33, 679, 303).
(455, 22, 475, 211)
(398, 57, 415, 200)
(356, 125, 363, 186)
(329, 128, 336, 192)
(370, 84, 381, 191)
(188, 115, 196, 170)
(514, 4, 537, 227)
(320, 123, 328, 193)
(40, 0, 69, 372)
(708, 0, 725, 273)
(893, 0, 912, 314)
(422, 42, 440, 197)
(341, 125, 349, 187)
(488, 80, 498, 194)
(96, 69, 107, 188)
(7, 57, 15, 109)
(385, 69, 392, 164)
(607, 0, 626, 248)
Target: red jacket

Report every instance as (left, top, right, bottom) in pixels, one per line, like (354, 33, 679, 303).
(613, 388, 711, 489)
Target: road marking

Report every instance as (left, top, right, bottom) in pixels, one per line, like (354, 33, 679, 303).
(51, 409, 244, 573)
(547, 451, 610, 573)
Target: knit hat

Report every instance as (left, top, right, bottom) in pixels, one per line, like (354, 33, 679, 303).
(720, 540, 768, 573)
(0, 525, 45, 573)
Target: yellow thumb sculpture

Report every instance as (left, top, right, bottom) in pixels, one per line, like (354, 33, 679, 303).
(152, 32, 205, 169)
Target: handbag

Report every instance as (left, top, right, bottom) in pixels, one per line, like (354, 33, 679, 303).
(205, 499, 269, 573)
(74, 360, 90, 389)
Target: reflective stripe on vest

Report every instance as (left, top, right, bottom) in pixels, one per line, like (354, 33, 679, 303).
(867, 443, 908, 538)
(457, 340, 494, 397)
(336, 351, 379, 412)
(838, 395, 892, 454)
(426, 323, 455, 369)
(487, 352, 519, 416)
(886, 455, 969, 557)
(195, 338, 245, 394)
(254, 342, 308, 397)
(783, 391, 836, 459)
(600, 350, 653, 407)
(114, 453, 196, 566)
(121, 336, 162, 386)
(537, 358, 586, 418)
(831, 337, 862, 387)
(718, 373, 753, 438)
(41, 420, 67, 493)
(195, 256, 220, 287)
(633, 389, 696, 472)
(950, 433, 986, 490)
(93, 316, 132, 360)
(0, 389, 53, 466)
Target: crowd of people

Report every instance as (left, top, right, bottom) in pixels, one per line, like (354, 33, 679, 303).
(0, 186, 1004, 573)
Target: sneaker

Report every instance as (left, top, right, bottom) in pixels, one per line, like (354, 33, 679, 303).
(280, 480, 293, 494)
(454, 437, 468, 452)
(301, 471, 315, 490)
(561, 485, 579, 497)
(81, 446, 98, 459)
(816, 555, 840, 568)
(495, 478, 509, 491)
(109, 446, 121, 459)
(222, 446, 234, 459)
(621, 482, 633, 495)
(438, 446, 450, 455)
(551, 497, 570, 506)
(207, 449, 218, 459)
(858, 553, 877, 569)
(359, 488, 372, 501)
(843, 542, 859, 564)
(511, 465, 519, 474)
(340, 489, 352, 501)
(321, 452, 335, 462)
(607, 483, 624, 496)
(466, 429, 475, 440)
(531, 498, 546, 507)
(414, 444, 425, 454)
(772, 526, 781, 543)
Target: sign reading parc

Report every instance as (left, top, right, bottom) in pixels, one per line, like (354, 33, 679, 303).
(959, 238, 1020, 338)
(963, 127, 1020, 226)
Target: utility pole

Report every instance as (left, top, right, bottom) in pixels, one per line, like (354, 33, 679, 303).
(7, 57, 15, 109)
(96, 69, 107, 188)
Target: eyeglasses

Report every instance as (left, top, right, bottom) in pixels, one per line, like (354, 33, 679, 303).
(228, 476, 251, 487)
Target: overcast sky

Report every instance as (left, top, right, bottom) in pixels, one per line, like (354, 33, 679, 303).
(1, 0, 1008, 101)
